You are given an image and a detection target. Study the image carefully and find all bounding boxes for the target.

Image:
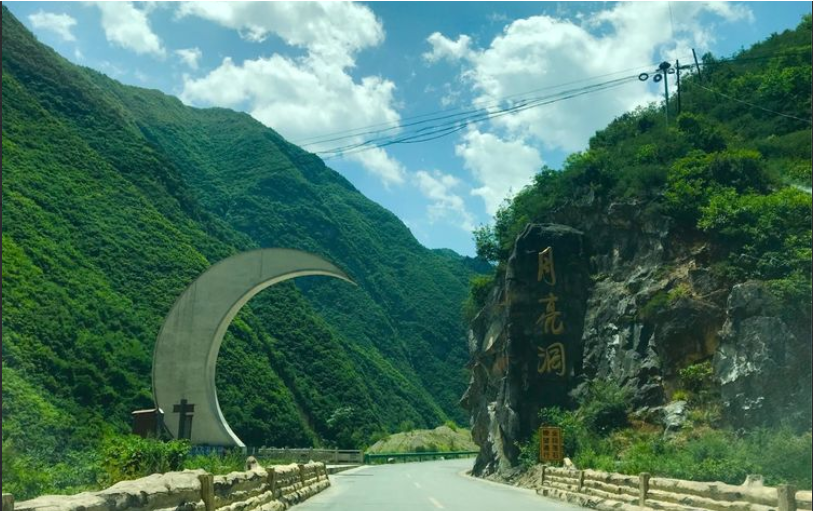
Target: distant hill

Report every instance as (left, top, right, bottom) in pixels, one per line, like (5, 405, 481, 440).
(367, 425, 477, 454)
(1, 4, 490, 475)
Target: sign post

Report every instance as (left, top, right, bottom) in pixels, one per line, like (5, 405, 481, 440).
(539, 426, 564, 464)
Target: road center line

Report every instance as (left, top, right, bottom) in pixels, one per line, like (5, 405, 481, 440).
(413, 482, 422, 489)
(429, 497, 445, 509)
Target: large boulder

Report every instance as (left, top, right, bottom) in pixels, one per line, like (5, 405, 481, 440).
(464, 224, 590, 476)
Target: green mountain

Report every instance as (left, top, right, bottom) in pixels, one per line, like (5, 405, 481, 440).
(473, 13, 811, 313)
(1, 4, 489, 474)
(465, 14, 811, 481)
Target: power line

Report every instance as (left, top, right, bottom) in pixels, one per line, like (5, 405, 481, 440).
(297, 48, 810, 151)
(319, 76, 637, 160)
(693, 82, 812, 124)
(296, 47, 811, 162)
(293, 61, 663, 148)
(318, 76, 635, 157)
(316, 76, 635, 157)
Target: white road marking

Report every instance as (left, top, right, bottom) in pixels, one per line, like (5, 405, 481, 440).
(406, 473, 412, 479)
(429, 497, 445, 509)
(414, 482, 422, 489)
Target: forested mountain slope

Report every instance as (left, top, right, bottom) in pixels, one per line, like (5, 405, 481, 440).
(466, 14, 811, 478)
(1, 5, 488, 472)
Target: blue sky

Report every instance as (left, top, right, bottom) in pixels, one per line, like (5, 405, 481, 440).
(9, 1, 811, 256)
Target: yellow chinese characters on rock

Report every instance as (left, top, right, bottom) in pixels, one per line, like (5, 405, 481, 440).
(537, 293, 565, 335)
(537, 246, 566, 377)
(537, 247, 556, 285)
(537, 342, 566, 376)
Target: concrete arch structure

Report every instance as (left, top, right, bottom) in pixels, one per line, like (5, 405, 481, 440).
(152, 249, 354, 447)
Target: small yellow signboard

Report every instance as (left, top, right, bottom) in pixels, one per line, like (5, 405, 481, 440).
(539, 426, 564, 464)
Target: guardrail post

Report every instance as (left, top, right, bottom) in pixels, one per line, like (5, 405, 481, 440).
(298, 464, 306, 486)
(639, 473, 650, 507)
(267, 467, 277, 497)
(778, 484, 797, 511)
(198, 473, 214, 511)
(540, 466, 547, 485)
(578, 470, 585, 492)
(3, 493, 14, 511)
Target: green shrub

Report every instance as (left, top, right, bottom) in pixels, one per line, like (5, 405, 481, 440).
(184, 449, 245, 474)
(552, 423, 812, 489)
(578, 381, 631, 435)
(639, 291, 670, 320)
(463, 271, 497, 322)
(665, 149, 771, 225)
(671, 390, 690, 402)
(676, 112, 727, 153)
(679, 362, 715, 395)
(100, 435, 190, 485)
(699, 187, 812, 286)
(517, 428, 541, 468)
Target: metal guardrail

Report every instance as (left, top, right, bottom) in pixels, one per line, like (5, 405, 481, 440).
(248, 447, 479, 465)
(250, 447, 364, 464)
(363, 450, 478, 464)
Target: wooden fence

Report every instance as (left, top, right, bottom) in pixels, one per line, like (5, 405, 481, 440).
(6, 461, 330, 511)
(537, 465, 812, 511)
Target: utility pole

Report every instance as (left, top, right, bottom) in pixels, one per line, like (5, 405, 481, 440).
(692, 48, 704, 82)
(657, 61, 672, 126)
(676, 59, 682, 115)
(639, 62, 676, 126)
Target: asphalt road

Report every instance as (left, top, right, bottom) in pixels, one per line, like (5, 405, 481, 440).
(294, 458, 586, 511)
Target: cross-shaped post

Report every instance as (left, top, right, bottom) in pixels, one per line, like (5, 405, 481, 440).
(172, 399, 195, 440)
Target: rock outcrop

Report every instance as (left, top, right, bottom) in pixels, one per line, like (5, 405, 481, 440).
(714, 281, 812, 428)
(463, 224, 590, 476)
(463, 197, 811, 476)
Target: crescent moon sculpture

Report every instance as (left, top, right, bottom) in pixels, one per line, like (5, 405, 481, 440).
(152, 248, 355, 448)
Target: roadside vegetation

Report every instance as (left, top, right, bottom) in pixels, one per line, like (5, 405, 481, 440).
(517, 377, 812, 490)
(2, 435, 250, 501)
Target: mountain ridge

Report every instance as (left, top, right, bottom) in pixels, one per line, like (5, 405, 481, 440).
(1, 5, 489, 474)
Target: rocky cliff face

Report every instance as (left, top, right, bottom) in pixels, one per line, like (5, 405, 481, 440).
(463, 197, 811, 476)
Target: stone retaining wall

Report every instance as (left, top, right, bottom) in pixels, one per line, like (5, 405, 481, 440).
(534, 466, 807, 511)
(5, 462, 329, 511)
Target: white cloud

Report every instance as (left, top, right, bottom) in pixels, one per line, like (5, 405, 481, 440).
(455, 130, 543, 216)
(175, 47, 202, 70)
(427, 1, 753, 213)
(28, 11, 77, 42)
(423, 33, 473, 63)
(178, 2, 406, 187)
(134, 70, 149, 83)
(414, 170, 475, 231)
(348, 148, 405, 187)
(176, 2, 383, 68)
(94, 1, 165, 57)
